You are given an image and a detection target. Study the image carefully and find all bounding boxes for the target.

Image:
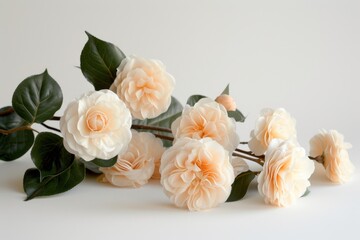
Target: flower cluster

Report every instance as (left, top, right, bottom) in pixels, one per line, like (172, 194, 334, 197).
(0, 32, 355, 210)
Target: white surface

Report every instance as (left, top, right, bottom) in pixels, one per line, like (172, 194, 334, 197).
(1, 0, 359, 239)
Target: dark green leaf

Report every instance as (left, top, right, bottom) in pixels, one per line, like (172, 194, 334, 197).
(80, 32, 126, 90)
(302, 188, 310, 197)
(221, 84, 230, 95)
(0, 106, 34, 161)
(132, 96, 182, 147)
(226, 170, 255, 202)
(227, 109, 246, 123)
(12, 70, 63, 123)
(186, 95, 207, 107)
(83, 161, 102, 174)
(90, 156, 117, 167)
(31, 132, 74, 180)
(23, 160, 85, 201)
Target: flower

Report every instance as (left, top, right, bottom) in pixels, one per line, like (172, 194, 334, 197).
(111, 56, 175, 120)
(215, 94, 237, 111)
(171, 98, 239, 152)
(231, 157, 249, 176)
(99, 130, 165, 187)
(248, 108, 297, 155)
(160, 137, 234, 211)
(257, 139, 315, 207)
(309, 130, 354, 184)
(60, 90, 132, 161)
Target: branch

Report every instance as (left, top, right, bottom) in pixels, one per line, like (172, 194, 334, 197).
(40, 123, 61, 133)
(131, 124, 172, 133)
(0, 125, 32, 135)
(0, 107, 15, 117)
(232, 152, 264, 166)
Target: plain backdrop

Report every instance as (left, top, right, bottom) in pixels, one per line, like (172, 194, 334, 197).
(0, 1, 359, 240)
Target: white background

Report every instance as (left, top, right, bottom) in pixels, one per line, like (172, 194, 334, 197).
(0, 1, 359, 239)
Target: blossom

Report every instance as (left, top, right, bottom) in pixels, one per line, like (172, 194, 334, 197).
(309, 130, 354, 184)
(111, 56, 175, 120)
(231, 157, 249, 176)
(215, 94, 237, 111)
(60, 90, 132, 161)
(99, 130, 165, 187)
(160, 137, 234, 211)
(171, 98, 239, 152)
(257, 139, 315, 207)
(248, 108, 297, 155)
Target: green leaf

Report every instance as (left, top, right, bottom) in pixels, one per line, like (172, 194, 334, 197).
(23, 160, 85, 201)
(89, 156, 117, 167)
(133, 96, 183, 147)
(12, 70, 63, 123)
(80, 32, 126, 90)
(226, 170, 256, 202)
(227, 109, 246, 123)
(0, 106, 34, 161)
(81, 156, 117, 174)
(221, 84, 230, 95)
(186, 94, 207, 107)
(31, 132, 74, 180)
(302, 188, 310, 197)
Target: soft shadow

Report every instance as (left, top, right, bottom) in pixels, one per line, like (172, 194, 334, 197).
(309, 163, 337, 187)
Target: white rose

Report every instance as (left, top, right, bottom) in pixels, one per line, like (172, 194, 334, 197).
(160, 137, 234, 211)
(215, 94, 237, 111)
(309, 130, 354, 184)
(171, 98, 239, 152)
(60, 90, 132, 161)
(99, 130, 165, 187)
(258, 139, 315, 207)
(249, 108, 297, 155)
(111, 56, 175, 120)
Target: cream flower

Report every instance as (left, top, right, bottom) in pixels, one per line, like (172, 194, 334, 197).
(309, 130, 354, 184)
(99, 130, 165, 187)
(249, 108, 297, 155)
(171, 98, 239, 152)
(215, 94, 237, 111)
(258, 139, 315, 207)
(160, 137, 234, 211)
(111, 56, 175, 120)
(231, 157, 249, 176)
(60, 90, 132, 161)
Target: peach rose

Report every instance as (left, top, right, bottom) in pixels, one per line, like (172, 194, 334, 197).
(111, 56, 175, 120)
(249, 108, 297, 155)
(171, 98, 239, 152)
(231, 157, 249, 176)
(258, 139, 315, 207)
(215, 94, 237, 111)
(160, 138, 234, 211)
(60, 90, 132, 161)
(309, 130, 354, 184)
(99, 130, 165, 187)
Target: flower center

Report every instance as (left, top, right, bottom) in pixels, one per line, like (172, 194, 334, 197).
(86, 110, 108, 132)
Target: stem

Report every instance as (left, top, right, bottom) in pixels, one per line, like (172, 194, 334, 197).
(50, 116, 61, 121)
(239, 141, 248, 145)
(232, 152, 264, 166)
(0, 125, 33, 135)
(131, 124, 172, 133)
(309, 155, 324, 164)
(153, 134, 174, 141)
(235, 148, 265, 159)
(40, 123, 61, 133)
(0, 107, 14, 117)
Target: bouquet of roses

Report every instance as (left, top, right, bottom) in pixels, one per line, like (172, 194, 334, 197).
(0, 32, 355, 211)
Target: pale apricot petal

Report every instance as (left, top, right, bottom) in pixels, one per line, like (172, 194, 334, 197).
(309, 130, 354, 184)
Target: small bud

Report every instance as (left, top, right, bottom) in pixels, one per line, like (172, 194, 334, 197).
(215, 94, 237, 111)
